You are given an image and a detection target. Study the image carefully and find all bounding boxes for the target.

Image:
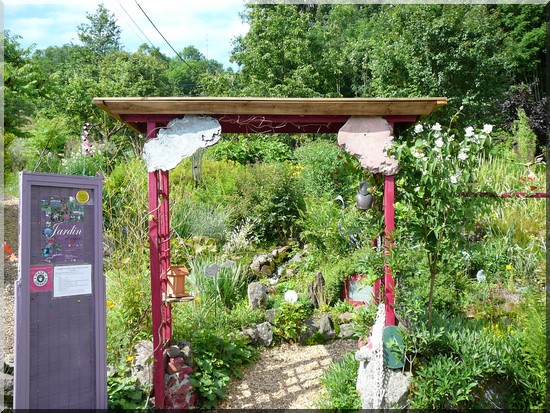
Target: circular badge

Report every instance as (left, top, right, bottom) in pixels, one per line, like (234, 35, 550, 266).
(33, 270, 49, 287)
(76, 190, 90, 204)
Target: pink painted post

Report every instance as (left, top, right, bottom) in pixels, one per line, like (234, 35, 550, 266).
(372, 238, 382, 304)
(159, 170, 172, 346)
(384, 174, 396, 326)
(147, 122, 169, 409)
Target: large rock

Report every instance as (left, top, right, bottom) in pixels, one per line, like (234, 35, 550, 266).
(265, 308, 278, 324)
(242, 322, 273, 346)
(248, 282, 268, 310)
(131, 340, 154, 390)
(175, 340, 194, 368)
(383, 368, 412, 408)
(318, 314, 336, 339)
(299, 315, 336, 343)
(2, 371, 14, 403)
(338, 323, 355, 339)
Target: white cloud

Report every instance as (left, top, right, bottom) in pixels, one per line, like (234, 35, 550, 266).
(4, 0, 250, 68)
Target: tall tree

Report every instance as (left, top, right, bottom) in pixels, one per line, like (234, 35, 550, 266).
(77, 3, 122, 55)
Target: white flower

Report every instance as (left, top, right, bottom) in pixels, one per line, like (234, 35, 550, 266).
(435, 137, 444, 148)
(284, 290, 298, 304)
(458, 152, 468, 161)
(412, 148, 424, 158)
(465, 126, 475, 137)
(450, 175, 458, 184)
(483, 124, 493, 134)
(431, 123, 442, 132)
(414, 124, 424, 133)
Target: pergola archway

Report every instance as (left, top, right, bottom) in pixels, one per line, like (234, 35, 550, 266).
(94, 96, 446, 408)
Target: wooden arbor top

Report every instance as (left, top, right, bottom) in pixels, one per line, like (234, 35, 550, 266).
(93, 97, 447, 134)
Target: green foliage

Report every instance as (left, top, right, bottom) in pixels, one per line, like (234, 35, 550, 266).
(403, 310, 544, 409)
(232, 162, 305, 242)
(513, 288, 546, 409)
(107, 363, 149, 410)
(103, 160, 152, 364)
(317, 352, 361, 409)
(391, 119, 493, 324)
(294, 140, 363, 198)
(77, 3, 122, 55)
(189, 331, 257, 408)
(512, 109, 537, 162)
(186, 256, 248, 310)
(272, 302, 313, 343)
(209, 135, 294, 165)
(350, 303, 377, 341)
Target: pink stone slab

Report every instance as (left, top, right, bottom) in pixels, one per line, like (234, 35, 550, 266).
(338, 117, 399, 175)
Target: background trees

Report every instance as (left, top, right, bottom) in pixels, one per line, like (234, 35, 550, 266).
(4, 3, 546, 184)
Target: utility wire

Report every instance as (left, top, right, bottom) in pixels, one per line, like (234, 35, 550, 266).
(134, 0, 199, 75)
(111, 1, 149, 47)
(115, 0, 156, 48)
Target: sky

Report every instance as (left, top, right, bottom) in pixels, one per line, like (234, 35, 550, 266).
(3, 0, 251, 69)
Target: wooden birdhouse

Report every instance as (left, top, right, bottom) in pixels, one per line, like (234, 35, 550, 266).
(166, 265, 190, 298)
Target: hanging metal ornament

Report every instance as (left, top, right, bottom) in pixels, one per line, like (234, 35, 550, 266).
(191, 147, 205, 182)
(356, 181, 374, 210)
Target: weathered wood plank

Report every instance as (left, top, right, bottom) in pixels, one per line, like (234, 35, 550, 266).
(93, 97, 447, 117)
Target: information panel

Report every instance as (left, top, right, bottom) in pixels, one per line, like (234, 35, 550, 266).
(14, 173, 106, 409)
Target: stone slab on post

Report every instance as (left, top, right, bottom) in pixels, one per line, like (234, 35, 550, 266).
(338, 116, 397, 326)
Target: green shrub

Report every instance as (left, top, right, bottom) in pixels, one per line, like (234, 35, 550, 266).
(189, 331, 257, 408)
(209, 135, 293, 164)
(512, 109, 537, 162)
(272, 302, 313, 343)
(406, 314, 537, 409)
(294, 140, 364, 199)
(186, 256, 248, 310)
(107, 362, 150, 410)
(232, 162, 305, 242)
(317, 352, 361, 409)
(171, 196, 233, 243)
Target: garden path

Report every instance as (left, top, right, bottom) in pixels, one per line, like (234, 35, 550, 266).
(218, 339, 358, 409)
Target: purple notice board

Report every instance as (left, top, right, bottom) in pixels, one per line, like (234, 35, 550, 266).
(14, 173, 106, 409)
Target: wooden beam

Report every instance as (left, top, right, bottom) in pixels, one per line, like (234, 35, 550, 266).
(93, 97, 447, 118)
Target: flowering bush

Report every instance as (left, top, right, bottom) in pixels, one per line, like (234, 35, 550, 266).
(390, 118, 493, 324)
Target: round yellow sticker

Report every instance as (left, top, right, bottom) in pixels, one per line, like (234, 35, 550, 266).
(76, 190, 90, 204)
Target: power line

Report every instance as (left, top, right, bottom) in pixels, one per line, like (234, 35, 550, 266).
(110, 1, 150, 47)
(134, 0, 199, 75)
(115, 0, 156, 49)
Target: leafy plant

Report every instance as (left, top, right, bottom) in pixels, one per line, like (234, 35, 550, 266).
(189, 331, 257, 408)
(107, 363, 149, 410)
(186, 256, 248, 310)
(209, 135, 294, 164)
(294, 140, 364, 199)
(272, 302, 313, 343)
(350, 303, 378, 341)
(512, 109, 537, 162)
(317, 352, 361, 409)
(390, 118, 493, 325)
(231, 162, 305, 242)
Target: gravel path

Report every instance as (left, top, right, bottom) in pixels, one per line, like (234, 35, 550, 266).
(3, 196, 18, 366)
(218, 339, 358, 409)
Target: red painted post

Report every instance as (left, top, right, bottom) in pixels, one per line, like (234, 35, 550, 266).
(372, 238, 382, 304)
(159, 170, 172, 346)
(146, 122, 171, 409)
(384, 174, 396, 326)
